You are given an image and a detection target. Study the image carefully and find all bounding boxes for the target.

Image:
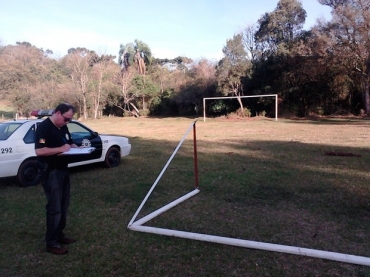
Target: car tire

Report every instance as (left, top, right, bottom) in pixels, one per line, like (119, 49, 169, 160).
(104, 147, 121, 168)
(17, 160, 42, 187)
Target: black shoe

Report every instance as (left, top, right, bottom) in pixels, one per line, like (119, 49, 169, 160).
(58, 236, 76, 245)
(46, 244, 68, 255)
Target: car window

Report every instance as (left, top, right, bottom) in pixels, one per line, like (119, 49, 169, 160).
(67, 122, 94, 140)
(0, 122, 22, 140)
(23, 124, 37, 144)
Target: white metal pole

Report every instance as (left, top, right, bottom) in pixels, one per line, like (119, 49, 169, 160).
(130, 189, 200, 227)
(129, 226, 370, 267)
(203, 98, 206, 122)
(275, 94, 278, 121)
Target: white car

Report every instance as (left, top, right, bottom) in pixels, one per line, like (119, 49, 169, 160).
(0, 113, 131, 186)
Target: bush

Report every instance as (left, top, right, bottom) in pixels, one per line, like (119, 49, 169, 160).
(256, 110, 266, 117)
(236, 107, 251, 117)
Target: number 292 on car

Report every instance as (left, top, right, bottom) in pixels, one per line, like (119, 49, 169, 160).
(1, 147, 13, 154)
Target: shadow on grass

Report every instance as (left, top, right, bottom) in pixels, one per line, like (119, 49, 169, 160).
(282, 116, 370, 125)
(127, 136, 370, 258)
(0, 177, 17, 188)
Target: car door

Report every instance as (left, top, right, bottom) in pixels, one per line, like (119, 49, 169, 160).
(66, 121, 103, 164)
(0, 122, 32, 178)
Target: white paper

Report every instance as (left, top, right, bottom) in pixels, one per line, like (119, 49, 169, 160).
(60, 147, 95, 155)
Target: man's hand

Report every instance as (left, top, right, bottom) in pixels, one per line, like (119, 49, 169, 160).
(70, 143, 80, 149)
(60, 144, 71, 153)
(36, 144, 72, 156)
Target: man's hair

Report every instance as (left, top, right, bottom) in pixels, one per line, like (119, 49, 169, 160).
(54, 103, 75, 114)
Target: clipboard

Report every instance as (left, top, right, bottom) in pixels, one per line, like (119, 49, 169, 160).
(59, 147, 96, 155)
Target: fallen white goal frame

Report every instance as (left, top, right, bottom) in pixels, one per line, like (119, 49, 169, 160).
(203, 94, 278, 122)
(127, 121, 370, 267)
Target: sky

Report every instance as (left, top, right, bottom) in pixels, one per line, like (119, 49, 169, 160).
(0, 0, 332, 61)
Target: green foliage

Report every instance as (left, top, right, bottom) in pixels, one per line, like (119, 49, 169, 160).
(133, 39, 152, 65)
(152, 56, 193, 65)
(255, 0, 307, 56)
(211, 100, 228, 112)
(131, 75, 160, 110)
(119, 40, 153, 70)
(217, 34, 250, 98)
(148, 89, 178, 116)
(118, 42, 135, 66)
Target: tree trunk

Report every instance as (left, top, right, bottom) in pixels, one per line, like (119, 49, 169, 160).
(93, 71, 103, 119)
(80, 73, 88, 119)
(83, 92, 87, 119)
(363, 79, 370, 114)
(142, 96, 146, 110)
(237, 95, 244, 116)
(234, 83, 244, 116)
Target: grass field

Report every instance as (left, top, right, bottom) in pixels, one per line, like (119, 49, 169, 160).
(1, 114, 370, 277)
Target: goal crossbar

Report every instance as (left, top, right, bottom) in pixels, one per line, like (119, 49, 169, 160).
(203, 94, 278, 121)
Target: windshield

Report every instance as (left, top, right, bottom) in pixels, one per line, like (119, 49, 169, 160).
(0, 122, 23, 140)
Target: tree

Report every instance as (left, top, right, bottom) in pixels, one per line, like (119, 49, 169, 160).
(116, 40, 154, 116)
(63, 48, 97, 119)
(150, 65, 171, 94)
(255, 0, 307, 58)
(133, 39, 152, 73)
(0, 43, 67, 116)
(249, 0, 311, 116)
(119, 39, 152, 75)
(90, 54, 117, 119)
(216, 33, 250, 115)
(243, 24, 258, 63)
(318, 0, 348, 6)
(174, 59, 217, 116)
(318, 0, 370, 113)
(131, 75, 159, 112)
(118, 43, 134, 72)
(112, 67, 139, 116)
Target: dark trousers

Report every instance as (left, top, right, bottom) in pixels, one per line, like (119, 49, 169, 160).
(42, 169, 70, 246)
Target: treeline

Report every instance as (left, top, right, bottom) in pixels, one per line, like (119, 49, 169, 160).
(0, 0, 369, 119)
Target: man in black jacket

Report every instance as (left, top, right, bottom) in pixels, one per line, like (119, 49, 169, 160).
(35, 103, 79, 255)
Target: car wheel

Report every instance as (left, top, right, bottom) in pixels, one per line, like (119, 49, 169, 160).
(104, 147, 121, 168)
(17, 160, 42, 187)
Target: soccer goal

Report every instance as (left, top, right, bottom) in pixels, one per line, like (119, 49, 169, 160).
(203, 94, 278, 122)
(127, 121, 370, 267)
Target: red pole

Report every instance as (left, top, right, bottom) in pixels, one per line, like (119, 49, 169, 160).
(193, 121, 199, 189)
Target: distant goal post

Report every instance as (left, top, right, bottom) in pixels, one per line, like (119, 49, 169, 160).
(203, 94, 278, 122)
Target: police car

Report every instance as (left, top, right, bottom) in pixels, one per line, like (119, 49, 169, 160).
(0, 110, 131, 187)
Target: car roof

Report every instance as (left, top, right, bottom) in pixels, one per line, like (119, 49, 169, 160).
(0, 119, 42, 124)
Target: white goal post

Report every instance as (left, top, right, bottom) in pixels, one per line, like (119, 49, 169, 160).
(203, 94, 278, 122)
